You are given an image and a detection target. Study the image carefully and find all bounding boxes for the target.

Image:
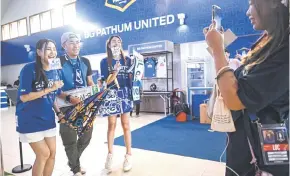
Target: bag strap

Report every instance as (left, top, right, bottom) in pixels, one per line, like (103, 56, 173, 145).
(214, 83, 221, 98)
(247, 137, 258, 165)
(242, 110, 260, 168)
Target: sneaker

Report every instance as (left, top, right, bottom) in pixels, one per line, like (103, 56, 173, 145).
(123, 154, 132, 172)
(80, 167, 86, 174)
(73, 172, 83, 176)
(105, 153, 113, 172)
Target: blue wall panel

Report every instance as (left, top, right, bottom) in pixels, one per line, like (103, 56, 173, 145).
(1, 0, 260, 66)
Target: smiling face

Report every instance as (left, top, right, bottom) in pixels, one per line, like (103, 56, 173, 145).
(246, 0, 264, 30)
(109, 36, 122, 57)
(63, 37, 80, 58)
(37, 41, 57, 66)
(246, 0, 282, 32)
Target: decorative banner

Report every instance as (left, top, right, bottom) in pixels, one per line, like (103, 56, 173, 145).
(128, 50, 144, 102)
(56, 86, 99, 107)
(132, 50, 144, 81)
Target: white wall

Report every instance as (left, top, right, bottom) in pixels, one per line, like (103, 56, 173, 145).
(1, 0, 76, 25)
(1, 63, 26, 85)
(180, 40, 215, 90)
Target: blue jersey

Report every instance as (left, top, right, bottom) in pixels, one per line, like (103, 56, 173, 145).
(144, 57, 157, 78)
(16, 62, 62, 133)
(100, 56, 132, 89)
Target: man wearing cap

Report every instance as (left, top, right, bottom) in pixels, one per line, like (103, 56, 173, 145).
(58, 32, 95, 176)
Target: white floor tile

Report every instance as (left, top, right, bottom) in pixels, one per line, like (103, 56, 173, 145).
(1, 106, 226, 176)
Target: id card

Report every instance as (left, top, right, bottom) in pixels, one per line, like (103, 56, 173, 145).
(48, 58, 62, 70)
(257, 123, 289, 165)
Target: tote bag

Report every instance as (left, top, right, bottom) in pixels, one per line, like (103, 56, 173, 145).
(210, 83, 236, 132)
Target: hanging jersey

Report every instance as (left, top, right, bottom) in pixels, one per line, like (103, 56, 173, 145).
(144, 57, 157, 78)
(156, 56, 167, 78)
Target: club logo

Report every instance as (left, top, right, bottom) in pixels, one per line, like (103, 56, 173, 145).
(105, 0, 136, 12)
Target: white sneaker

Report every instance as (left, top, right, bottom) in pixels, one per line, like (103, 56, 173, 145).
(105, 153, 113, 172)
(73, 172, 83, 176)
(123, 154, 132, 172)
(80, 167, 86, 174)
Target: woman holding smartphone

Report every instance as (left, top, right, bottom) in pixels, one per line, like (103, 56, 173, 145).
(204, 0, 289, 175)
(100, 35, 133, 173)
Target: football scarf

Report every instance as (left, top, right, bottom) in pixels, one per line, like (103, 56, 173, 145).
(130, 50, 144, 102)
(61, 83, 117, 137)
(65, 55, 86, 89)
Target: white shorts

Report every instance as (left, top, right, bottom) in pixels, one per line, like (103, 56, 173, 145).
(19, 128, 56, 143)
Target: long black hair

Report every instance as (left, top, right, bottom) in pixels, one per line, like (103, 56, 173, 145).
(35, 39, 56, 88)
(106, 35, 126, 72)
(243, 0, 289, 70)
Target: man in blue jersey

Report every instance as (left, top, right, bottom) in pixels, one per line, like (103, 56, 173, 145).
(144, 57, 157, 78)
(58, 32, 95, 176)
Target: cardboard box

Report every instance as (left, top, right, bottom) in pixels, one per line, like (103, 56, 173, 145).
(200, 103, 212, 124)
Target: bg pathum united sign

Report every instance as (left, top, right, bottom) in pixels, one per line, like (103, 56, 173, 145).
(105, 0, 136, 12)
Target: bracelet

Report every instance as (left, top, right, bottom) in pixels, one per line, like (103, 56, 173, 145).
(65, 95, 71, 103)
(216, 67, 234, 80)
(216, 66, 230, 77)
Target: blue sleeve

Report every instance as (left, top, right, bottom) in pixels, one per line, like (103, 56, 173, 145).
(57, 88, 62, 96)
(100, 58, 109, 79)
(19, 64, 33, 95)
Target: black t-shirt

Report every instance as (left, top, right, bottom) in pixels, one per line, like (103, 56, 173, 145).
(233, 39, 289, 123)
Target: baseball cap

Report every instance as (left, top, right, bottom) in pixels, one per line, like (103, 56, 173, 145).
(61, 32, 81, 46)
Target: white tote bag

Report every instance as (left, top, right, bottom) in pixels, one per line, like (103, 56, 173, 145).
(207, 84, 217, 119)
(210, 84, 236, 132)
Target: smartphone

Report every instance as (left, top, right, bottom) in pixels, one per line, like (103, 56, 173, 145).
(212, 5, 222, 30)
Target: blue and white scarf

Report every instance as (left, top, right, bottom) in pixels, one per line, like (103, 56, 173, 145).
(65, 55, 86, 89)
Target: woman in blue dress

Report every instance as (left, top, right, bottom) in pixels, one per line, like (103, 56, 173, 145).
(16, 39, 64, 176)
(100, 35, 133, 173)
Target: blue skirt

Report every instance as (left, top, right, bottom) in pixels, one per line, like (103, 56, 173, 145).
(100, 87, 133, 117)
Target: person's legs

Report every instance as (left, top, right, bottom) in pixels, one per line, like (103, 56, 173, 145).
(29, 140, 50, 176)
(77, 126, 93, 157)
(76, 125, 93, 174)
(121, 112, 132, 171)
(136, 103, 140, 116)
(43, 136, 56, 176)
(105, 115, 117, 171)
(121, 113, 132, 155)
(59, 124, 80, 174)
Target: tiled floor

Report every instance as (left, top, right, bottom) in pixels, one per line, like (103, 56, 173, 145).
(1, 107, 225, 176)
